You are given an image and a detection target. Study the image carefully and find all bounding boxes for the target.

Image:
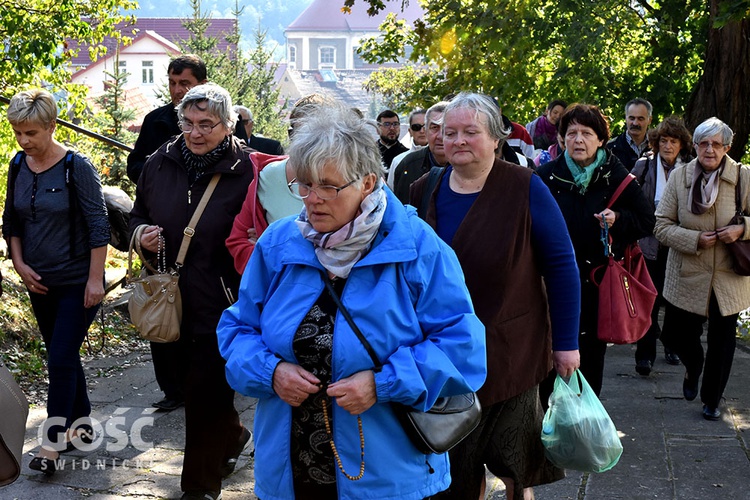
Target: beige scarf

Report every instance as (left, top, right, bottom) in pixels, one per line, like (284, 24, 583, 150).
(689, 159, 725, 215)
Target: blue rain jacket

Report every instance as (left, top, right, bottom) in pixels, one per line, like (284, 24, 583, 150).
(217, 189, 486, 500)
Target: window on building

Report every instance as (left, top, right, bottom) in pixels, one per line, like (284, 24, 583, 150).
(142, 60, 154, 84)
(319, 46, 335, 68)
(289, 46, 296, 63)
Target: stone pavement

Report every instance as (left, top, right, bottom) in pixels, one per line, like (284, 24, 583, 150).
(3, 338, 750, 500)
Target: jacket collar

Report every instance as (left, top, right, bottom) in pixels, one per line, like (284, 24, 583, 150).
(683, 156, 739, 188)
(161, 136, 251, 176)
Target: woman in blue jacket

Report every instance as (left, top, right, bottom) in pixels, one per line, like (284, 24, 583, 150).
(217, 103, 487, 500)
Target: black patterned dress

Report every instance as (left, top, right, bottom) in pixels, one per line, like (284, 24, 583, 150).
(290, 278, 346, 499)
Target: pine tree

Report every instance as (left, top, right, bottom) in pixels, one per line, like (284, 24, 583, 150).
(178, 0, 286, 141)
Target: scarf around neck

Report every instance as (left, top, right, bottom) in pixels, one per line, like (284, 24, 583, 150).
(689, 158, 725, 215)
(537, 114, 557, 142)
(180, 135, 231, 183)
(296, 183, 387, 278)
(564, 148, 607, 193)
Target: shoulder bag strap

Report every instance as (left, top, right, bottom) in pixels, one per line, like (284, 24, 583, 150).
(418, 166, 444, 220)
(175, 173, 221, 268)
(606, 173, 635, 210)
(735, 166, 745, 216)
(320, 270, 383, 371)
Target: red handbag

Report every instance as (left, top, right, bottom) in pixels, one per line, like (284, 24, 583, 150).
(590, 175, 658, 344)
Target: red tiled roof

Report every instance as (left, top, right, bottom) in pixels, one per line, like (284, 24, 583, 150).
(69, 18, 237, 67)
(287, 0, 424, 32)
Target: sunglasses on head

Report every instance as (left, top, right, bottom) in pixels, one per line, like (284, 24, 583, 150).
(410, 123, 425, 131)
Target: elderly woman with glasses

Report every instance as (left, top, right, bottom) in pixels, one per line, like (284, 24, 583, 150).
(655, 117, 750, 421)
(129, 83, 255, 500)
(217, 102, 486, 500)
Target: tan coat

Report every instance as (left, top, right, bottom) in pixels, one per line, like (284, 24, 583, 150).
(655, 156, 750, 316)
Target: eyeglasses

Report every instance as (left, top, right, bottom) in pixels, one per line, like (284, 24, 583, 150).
(696, 141, 727, 151)
(288, 178, 358, 200)
(410, 123, 425, 132)
(378, 122, 400, 129)
(179, 120, 223, 135)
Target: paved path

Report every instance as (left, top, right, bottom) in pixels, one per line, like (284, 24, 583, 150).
(4, 338, 750, 499)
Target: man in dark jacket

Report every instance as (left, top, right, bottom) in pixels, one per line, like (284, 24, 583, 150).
(127, 55, 207, 184)
(126, 54, 207, 412)
(234, 105, 284, 155)
(376, 109, 408, 172)
(390, 102, 450, 203)
(606, 98, 653, 170)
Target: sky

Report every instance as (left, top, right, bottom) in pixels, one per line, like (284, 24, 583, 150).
(122, 0, 314, 55)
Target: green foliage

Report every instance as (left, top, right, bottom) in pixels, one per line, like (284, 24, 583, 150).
(178, 0, 286, 141)
(0, 0, 136, 205)
(354, 0, 708, 133)
(0, 0, 137, 91)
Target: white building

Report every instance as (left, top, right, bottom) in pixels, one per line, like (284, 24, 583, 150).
(71, 30, 179, 108)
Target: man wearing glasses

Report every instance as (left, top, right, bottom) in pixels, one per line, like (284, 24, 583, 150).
(389, 109, 428, 176)
(376, 109, 408, 173)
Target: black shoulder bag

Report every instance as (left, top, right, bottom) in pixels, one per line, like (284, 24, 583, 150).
(321, 271, 481, 454)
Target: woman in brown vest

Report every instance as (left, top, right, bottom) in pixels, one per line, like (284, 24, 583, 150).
(411, 92, 581, 500)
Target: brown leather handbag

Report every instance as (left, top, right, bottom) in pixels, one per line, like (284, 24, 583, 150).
(0, 362, 29, 486)
(591, 175, 658, 344)
(726, 167, 750, 276)
(127, 174, 220, 343)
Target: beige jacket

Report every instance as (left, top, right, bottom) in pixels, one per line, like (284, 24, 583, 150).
(655, 156, 750, 316)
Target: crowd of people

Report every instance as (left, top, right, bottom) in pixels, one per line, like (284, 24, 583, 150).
(3, 52, 750, 500)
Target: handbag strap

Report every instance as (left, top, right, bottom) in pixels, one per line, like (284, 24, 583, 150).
(175, 173, 221, 268)
(127, 224, 158, 280)
(735, 166, 746, 216)
(320, 270, 383, 371)
(606, 173, 635, 210)
(127, 173, 221, 279)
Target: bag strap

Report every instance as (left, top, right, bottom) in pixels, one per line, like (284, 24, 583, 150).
(418, 166, 445, 220)
(320, 270, 383, 371)
(606, 173, 635, 210)
(175, 173, 221, 268)
(127, 224, 160, 280)
(735, 166, 746, 216)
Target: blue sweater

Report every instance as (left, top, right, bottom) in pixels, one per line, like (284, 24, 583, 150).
(436, 167, 579, 351)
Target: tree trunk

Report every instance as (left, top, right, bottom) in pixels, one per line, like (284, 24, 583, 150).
(685, 1, 750, 161)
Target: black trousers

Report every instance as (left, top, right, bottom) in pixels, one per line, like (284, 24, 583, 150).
(635, 246, 669, 364)
(150, 339, 187, 401)
(181, 334, 243, 493)
(661, 293, 738, 409)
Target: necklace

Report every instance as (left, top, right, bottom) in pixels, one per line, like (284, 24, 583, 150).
(321, 397, 365, 481)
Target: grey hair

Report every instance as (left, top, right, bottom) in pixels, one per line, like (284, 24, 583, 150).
(693, 117, 734, 148)
(7, 88, 58, 126)
(408, 108, 426, 124)
(625, 98, 653, 117)
(442, 92, 510, 142)
(177, 83, 237, 131)
(426, 101, 450, 127)
(287, 102, 383, 184)
(234, 105, 252, 122)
